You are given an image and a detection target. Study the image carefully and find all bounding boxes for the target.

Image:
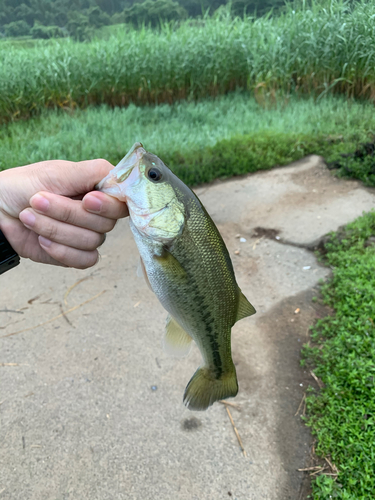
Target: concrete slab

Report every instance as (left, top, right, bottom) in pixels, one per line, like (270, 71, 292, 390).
(1, 156, 374, 500)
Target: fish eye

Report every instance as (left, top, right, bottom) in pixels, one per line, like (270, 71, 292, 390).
(147, 167, 163, 182)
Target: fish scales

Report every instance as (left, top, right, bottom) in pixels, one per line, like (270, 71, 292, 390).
(97, 143, 256, 410)
(134, 195, 238, 375)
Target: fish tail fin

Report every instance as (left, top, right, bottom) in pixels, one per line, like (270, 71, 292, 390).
(183, 364, 238, 411)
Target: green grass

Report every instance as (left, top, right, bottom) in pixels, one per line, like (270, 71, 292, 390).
(302, 211, 375, 499)
(1, 1, 375, 123)
(1, 92, 375, 186)
(327, 142, 375, 187)
(0, 36, 44, 49)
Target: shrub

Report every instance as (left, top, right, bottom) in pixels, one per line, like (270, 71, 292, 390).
(3, 20, 30, 37)
(31, 23, 65, 40)
(124, 0, 188, 27)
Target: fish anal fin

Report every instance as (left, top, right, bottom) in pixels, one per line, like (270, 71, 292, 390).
(236, 291, 256, 322)
(163, 315, 193, 358)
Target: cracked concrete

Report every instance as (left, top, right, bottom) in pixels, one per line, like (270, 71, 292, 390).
(1, 155, 374, 500)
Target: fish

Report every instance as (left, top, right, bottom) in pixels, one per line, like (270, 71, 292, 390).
(97, 143, 256, 411)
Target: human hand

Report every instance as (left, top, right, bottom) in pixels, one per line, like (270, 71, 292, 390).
(0, 159, 128, 269)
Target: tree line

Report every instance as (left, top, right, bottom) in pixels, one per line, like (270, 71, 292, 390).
(0, 0, 290, 40)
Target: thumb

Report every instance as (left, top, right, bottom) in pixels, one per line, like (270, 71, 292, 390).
(31, 159, 114, 197)
(0, 159, 115, 219)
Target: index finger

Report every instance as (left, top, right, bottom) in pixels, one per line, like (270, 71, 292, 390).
(82, 191, 129, 220)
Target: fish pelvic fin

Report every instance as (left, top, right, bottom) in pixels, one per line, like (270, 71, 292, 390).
(183, 364, 238, 411)
(137, 257, 153, 291)
(163, 315, 193, 358)
(236, 291, 256, 322)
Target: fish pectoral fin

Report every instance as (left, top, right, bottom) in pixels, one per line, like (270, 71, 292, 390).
(137, 257, 153, 291)
(163, 315, 193, 358)
(154, 248, 187, 281)
(235, 291, 256, 322)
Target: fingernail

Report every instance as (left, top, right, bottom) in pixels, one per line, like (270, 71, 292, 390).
(39, 236, 52, 248)
(30, 194, 49, 212)
(84, 195, 103, 214)
(19, 210, 36, 228)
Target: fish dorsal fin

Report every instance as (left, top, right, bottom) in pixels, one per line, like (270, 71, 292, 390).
(236, 291, 256, 322)
(137, 257, 153, 291)
(163, 315, 193, 358)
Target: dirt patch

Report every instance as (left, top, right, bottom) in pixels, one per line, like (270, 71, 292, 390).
(181, 416, 202, 431)
(252, 227, 281, 239)
(264, 289, 331, 499)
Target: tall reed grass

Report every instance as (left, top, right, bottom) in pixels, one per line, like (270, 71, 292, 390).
(1, 0, 375, 123)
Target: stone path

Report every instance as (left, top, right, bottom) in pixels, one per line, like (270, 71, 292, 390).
(1, 156, 374, 500)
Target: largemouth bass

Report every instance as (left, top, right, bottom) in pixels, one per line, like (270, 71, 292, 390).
(97, 143, 255, 410)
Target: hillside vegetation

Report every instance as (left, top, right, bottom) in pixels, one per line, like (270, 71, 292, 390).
(0, 0, 287, 39)
(0, 1, 375, 124)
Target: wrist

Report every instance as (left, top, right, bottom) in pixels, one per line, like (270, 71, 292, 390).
(0, 205, 6, 233)
(0, 176, 17, 249)
(0, 170, 7, 230)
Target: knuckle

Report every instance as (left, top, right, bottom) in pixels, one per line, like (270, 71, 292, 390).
(80, 232, 103, 251)
(106, 220, 116, 231)
(100, 219, 116, 233)
(50, 244, 98, 269)
(59, 204, 75, 224)
(44, 223, 59, 242)
(48, 242, 70, 264)
(97, 159, 113, 172)
(98, 233, 107, 248)
(76, 251, 99, 269)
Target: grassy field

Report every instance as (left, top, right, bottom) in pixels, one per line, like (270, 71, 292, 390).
(303, 211, 375, 499)
(1, 1, 375, 123)
(1, 92, 375, 186)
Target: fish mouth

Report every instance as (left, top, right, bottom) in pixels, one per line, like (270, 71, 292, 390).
(95, 142, 145, 201)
